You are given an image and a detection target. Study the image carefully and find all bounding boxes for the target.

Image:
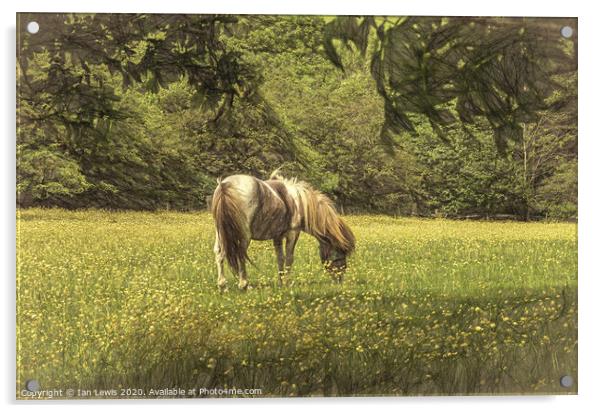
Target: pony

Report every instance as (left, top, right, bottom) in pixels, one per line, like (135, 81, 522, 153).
(211, 171, 355, 290)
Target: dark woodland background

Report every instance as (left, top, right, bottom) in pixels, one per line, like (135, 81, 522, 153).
(17, 14, 577, 219)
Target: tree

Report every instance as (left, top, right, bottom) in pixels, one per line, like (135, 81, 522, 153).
(324, 17, 577, 151)
(17, 13, 262, 132)
(512, 73, 577, 219)
(401, 115, 520, 217)
(17, 13, 288, 209)
(248, 16, 423, 213)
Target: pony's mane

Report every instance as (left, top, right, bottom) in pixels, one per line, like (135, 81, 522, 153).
(269, 170, 355, 253)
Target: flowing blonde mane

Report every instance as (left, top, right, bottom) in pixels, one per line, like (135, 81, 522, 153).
(269, 170, 355, 253)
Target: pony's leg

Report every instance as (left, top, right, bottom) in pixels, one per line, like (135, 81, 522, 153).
(214, 231, 227, 290)
(238, 260, 249, 290)
(273, 237, 285, 285)
(238, 239, 250, 291)
(284, 230, 300, 273)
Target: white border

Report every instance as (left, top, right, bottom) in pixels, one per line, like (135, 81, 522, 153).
(6, 0, 583, 16)
(3, 1, 600, 412)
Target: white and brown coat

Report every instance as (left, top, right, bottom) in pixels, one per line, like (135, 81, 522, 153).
(211, 172, 355, 290)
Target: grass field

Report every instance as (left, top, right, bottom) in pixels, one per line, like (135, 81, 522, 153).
(16, 209, 577, 398)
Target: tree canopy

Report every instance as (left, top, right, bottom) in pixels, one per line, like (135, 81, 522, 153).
(324, 16, 577, 151)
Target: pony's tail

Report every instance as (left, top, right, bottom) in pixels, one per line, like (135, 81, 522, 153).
(211, 180, 250, 273)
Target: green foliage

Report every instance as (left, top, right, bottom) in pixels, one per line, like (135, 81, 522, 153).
(403, 119, 519, 217)
(536, 159, 577, 219)
(17, 146, 91, 204)
(17, 14, 577, 219)
(325, 17, 577, 150)
(254, 18, 422, 213)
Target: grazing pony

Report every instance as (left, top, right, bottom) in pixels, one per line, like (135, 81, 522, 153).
(211, 172, 355, 290)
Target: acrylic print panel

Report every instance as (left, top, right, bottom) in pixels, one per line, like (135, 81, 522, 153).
(16, 13, 577, 399)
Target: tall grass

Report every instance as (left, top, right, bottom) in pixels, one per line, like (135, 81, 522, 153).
(16, 209, 577, 397)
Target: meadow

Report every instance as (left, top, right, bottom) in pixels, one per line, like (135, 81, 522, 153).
(16, 209, 577, 398)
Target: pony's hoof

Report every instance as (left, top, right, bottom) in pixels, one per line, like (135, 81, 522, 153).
(238, 281, 249, 291)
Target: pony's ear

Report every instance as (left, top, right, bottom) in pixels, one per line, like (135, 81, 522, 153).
(269, 167, 284, 180)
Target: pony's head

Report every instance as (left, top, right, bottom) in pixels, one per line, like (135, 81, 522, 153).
(270, 171, 356, 277)
(317, 218, 355, 275)
(302, 188, 355, 275)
